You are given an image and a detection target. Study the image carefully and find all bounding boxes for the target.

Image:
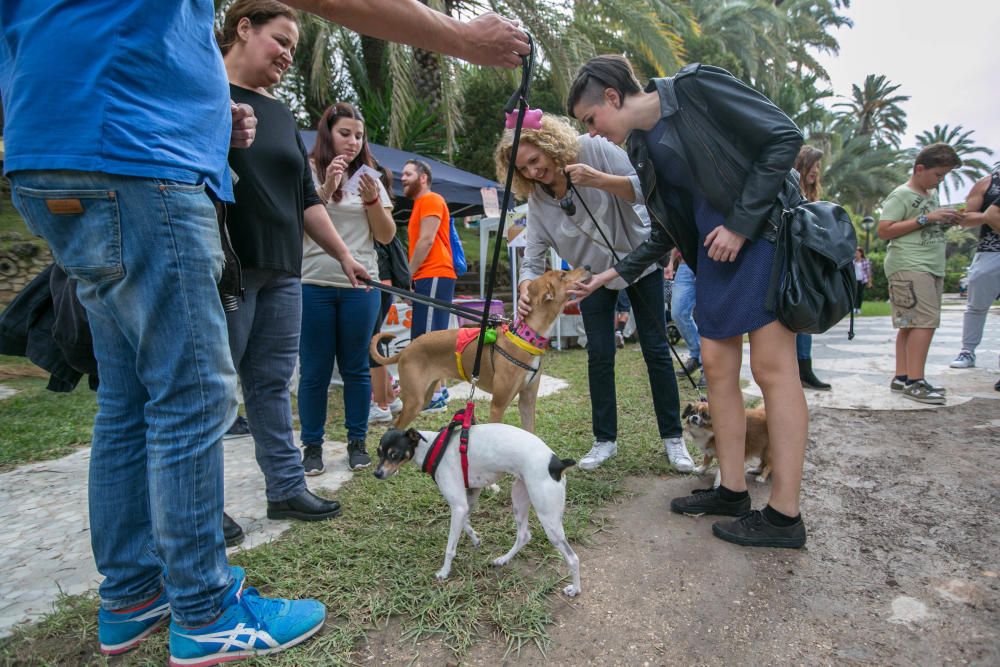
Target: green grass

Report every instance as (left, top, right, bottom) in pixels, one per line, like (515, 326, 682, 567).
(858, 300, 890, 317)
(0, 356, 98, 470)
(0, 345, 702, 665)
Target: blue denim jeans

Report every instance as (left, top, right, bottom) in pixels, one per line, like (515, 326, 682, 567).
(410, 276, 456, 340)
(225, 268, 307, 503)
(579, 270, 683, 441)
(796, 333, 812, 360)
(10, 171, 235, 625)
(671, 263, 700, 363)
(298, 284, 380, 443)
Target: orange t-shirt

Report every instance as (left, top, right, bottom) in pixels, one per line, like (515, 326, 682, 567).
(408, 191, 456, 281)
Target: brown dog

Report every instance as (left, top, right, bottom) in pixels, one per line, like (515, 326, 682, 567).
(682, 401, 772, 485)
(370, 267, 591, 432)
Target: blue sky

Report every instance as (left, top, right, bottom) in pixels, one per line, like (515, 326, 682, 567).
(814, 0, 998, 202)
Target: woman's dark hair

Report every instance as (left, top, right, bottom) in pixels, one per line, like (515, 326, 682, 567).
(312, 102, 387, 203)
(856, 247, 866, 258)
(217, 0, 297, 56)
(567, 55, 642, 118)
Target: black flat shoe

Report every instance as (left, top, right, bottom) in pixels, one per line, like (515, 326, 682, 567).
(712, 510, 806, 549)
(266, 490, 341, 522)
(222, 512, 245, 547)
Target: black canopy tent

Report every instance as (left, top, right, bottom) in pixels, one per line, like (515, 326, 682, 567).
(300, 131, 502, 222)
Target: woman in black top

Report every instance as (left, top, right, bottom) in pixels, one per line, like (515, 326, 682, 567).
(219, 0, 368, 522)
(568, 55, 808, 549)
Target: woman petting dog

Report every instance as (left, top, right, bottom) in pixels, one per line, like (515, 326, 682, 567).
(494, 114, 693, 473)
(567, 56, 808, 548)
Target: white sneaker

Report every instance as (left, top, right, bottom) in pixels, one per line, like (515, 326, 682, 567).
(664, 436, 695, 472)
(388, 397, 403, 415)
(578, 441, 617, 470)
(950, 350, 975, 368)
(368, 403, 392, 424)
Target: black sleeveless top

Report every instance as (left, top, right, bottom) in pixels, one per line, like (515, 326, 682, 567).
(978, 171, 1000, 253)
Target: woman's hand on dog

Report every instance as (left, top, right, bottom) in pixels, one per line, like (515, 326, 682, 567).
(568, 268, 616, 305)
(517, 282, 532, 318)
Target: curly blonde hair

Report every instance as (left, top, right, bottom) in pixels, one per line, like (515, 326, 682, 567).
(494, 114, 581, 199)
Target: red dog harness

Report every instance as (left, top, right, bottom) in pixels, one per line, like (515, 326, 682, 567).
(421, 401, 477, 488)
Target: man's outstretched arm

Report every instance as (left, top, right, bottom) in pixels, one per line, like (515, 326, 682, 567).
(288, 0, 529, 67)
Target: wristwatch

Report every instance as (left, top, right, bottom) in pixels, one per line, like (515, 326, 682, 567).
(916, 214, 929, 226)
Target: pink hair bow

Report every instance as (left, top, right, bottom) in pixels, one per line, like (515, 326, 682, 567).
(505, 107, 542, 130)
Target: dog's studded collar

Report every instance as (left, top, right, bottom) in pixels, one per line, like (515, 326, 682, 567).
(508, 320, 548, 355)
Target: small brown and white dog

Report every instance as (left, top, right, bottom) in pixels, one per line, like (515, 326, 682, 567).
(682, 401, 772, 486)
(370, 267, 590, 432)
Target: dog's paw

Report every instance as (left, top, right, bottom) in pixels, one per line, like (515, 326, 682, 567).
(485, 483, 501, 494)
(435, 568, 450, 581)
(563, 584, 581, 597)
(492, 556, 510, 567)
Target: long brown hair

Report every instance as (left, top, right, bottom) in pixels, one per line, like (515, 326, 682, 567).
(794, 145, 824, 202)
(216, 0, 296, 55)
(311, 102, 389, 203)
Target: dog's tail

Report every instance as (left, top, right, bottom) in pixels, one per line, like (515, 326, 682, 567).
(548, 455, 577, 481)
(370, 332, 401, 365)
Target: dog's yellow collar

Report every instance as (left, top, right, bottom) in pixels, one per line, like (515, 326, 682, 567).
(504, 329, 545, 356)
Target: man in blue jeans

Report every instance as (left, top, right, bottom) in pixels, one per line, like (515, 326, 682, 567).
(2, 0, 527, 662)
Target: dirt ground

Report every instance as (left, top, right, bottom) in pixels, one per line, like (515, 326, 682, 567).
(358, 399, 1000, 666)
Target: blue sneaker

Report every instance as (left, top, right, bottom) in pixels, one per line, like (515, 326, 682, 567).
(98, 587, 171, 655)
(168, 571, 325, 666)
(423, 387, 449, 413)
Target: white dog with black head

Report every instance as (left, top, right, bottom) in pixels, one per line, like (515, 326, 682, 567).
(374, 424, 581, 597)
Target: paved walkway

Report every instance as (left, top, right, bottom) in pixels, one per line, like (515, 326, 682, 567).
(741, 298, 1000, 410)
(0, 300, 996, 636)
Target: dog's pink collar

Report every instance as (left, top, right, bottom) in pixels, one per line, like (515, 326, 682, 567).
(511, 319, 549, 351)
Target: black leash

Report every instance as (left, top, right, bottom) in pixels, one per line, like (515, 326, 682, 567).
(468, 35, 535, 390)
(567, 178, 701, 391)
(361, 278, 488, 322)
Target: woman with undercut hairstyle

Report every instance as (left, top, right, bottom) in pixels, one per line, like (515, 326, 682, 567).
(567, 55, 809, 549)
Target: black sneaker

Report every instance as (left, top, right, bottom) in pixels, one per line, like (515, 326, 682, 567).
(683, 356, 701, 374)
(302, 445, 325, 476)
(224, 415, 250, 439)
(347, 440, 371, 471)
(222, 512, 245, 547)
(712, 509, 806, 548)
(670, 487, 751, 517)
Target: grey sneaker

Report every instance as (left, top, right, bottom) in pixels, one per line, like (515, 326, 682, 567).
(368, 402, 392, 424)
(578, 441, 617, 470)
(902, 379, 945, 405)
(950, 350, 975, 368)
(890, 377, 906, 392)
(663, 437, 695, 472)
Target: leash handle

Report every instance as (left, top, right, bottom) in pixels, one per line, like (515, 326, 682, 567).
(470, 34, 534, 387)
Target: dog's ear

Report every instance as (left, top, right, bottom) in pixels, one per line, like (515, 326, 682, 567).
(682, 403, 695, 418)
(405, 428, 426, 443)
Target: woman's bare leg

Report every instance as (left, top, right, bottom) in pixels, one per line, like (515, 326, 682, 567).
(700, 335, 747, 492)
(748, 320, 808, 517)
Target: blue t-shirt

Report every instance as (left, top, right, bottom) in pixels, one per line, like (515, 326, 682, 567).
(1, 1, 233, 200)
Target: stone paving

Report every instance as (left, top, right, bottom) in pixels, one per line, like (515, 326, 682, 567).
(0, 300, 996, 637)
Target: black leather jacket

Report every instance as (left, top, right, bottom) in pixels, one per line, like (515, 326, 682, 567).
(615, 63, 803, 281)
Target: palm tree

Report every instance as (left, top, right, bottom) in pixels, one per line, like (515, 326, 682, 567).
(915, 124, 995, 202)
(823, 133, 907, 217)
(834, 74, 910, 148)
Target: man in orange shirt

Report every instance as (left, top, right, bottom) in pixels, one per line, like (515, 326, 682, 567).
(401, 159, 457, 410)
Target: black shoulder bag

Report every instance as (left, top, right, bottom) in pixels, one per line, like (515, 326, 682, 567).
(766, 175, 858, 339)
